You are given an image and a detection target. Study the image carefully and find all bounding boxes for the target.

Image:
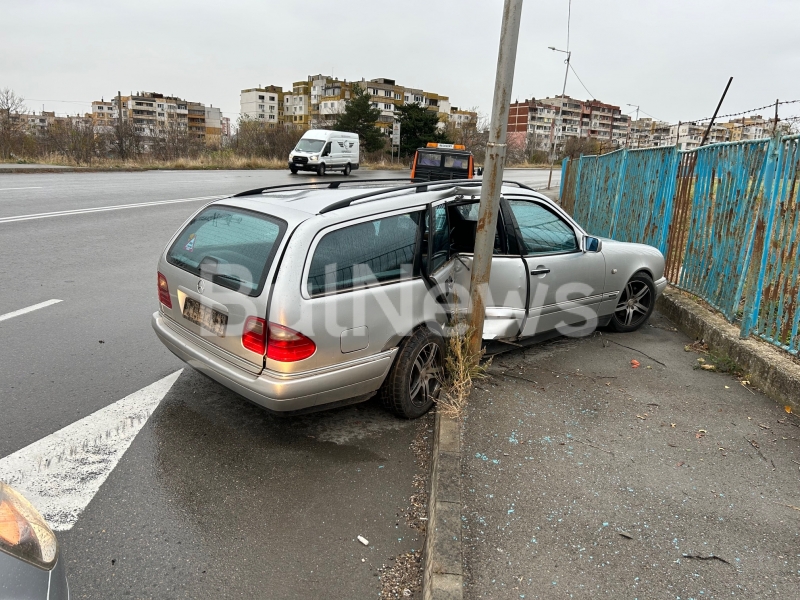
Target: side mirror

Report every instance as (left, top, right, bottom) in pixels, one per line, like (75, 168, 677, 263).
(584, 236, 602, 253)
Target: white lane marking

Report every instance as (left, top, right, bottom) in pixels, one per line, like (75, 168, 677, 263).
(0, 195, 227, 225)
(0, 370, 183, 530)
(0, 186, 44, 191)
(0, 299, 63, 323)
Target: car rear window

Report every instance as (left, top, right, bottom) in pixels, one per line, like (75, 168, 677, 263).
(166, 205, 286, 297)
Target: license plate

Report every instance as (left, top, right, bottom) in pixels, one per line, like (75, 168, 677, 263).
(182, 296, 227, 337)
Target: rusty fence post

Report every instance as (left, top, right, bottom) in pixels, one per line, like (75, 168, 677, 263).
(740, 134, 782, 338)
(467, 0, 524, 357)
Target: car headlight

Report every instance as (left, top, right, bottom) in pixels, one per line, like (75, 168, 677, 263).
(310, 155, 318, 161)
(0, 482, 58, 570)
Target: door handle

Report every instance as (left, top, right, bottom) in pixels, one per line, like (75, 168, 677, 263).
(530, 268, 550, 275)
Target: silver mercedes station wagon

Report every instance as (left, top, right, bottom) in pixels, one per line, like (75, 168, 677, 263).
(152, 179, 667, 418)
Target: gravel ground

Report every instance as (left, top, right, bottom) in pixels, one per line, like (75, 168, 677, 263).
(462, 312, 800, 599)
(380, 413, 434, 599)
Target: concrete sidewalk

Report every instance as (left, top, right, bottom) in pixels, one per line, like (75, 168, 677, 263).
(461, 312, 800, 598)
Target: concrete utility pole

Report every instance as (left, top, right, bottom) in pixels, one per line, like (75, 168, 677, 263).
(467, 0, 524, 357)
(547, 46, 571, 189)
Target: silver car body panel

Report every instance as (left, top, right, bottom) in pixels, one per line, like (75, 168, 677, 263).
(153, 312, 396, 411)
(153, 183, 667, 412)
(0, 551, 69, 600)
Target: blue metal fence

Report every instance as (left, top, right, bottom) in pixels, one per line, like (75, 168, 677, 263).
(562, 133, 800, 356)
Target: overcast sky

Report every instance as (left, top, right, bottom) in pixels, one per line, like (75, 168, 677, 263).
(3, 0, 799, 126)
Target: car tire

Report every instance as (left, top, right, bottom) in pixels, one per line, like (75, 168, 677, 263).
(290, 166, 298, 175)
(381, 328, 444, 419)
(317, 163, 326, 176)
(343, 163, 351, 176)
(609, 273, 656, 333)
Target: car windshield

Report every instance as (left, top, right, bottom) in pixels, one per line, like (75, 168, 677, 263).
(166, 205, 286, 297)
(444, 154, 470, 170)
(416, 152, 441, 167)
(296, 139, 326, 153)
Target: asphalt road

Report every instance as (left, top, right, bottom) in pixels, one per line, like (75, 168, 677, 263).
(0, 167, 559, 599)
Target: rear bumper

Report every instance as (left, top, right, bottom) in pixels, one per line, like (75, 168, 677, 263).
(152, 312, 396, 412)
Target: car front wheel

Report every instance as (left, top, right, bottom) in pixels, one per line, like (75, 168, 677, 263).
(610, 273, 656, 332)
(381, 328, 444, 418)
(317, 163, 326, 176)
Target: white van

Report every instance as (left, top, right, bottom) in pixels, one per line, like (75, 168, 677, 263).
(288, 130, 360, 176)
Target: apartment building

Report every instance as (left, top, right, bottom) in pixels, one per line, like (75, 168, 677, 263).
(284, 80, 310, 128)
(667, 122, 730, 150)
(449, 107, 478, 129)
(246, 73, 459, 133)
(626, 118, 672, 148)
(317, 78, 354, 126)
(240, 86, 283, 126)
(720, 115, 774, 142)
(92, 93, 189, 136)
(205, 106, 222, 147)
(507, 95, 630, 150)
(10, 111, 92, 136)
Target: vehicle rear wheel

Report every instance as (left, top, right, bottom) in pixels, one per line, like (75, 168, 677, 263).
(381, 328, 444, 419)
(317, 163, 326, 176)
(609, 273, 656, 332)
(289, 166, 298, 174)
(343, 163, 351, 176)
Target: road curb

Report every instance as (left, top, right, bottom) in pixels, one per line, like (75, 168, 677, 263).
(657, 287, 800, 412)
(422, 411, 463, 600)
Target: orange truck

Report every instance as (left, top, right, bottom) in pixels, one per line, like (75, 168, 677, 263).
(410, 143, 475, 181)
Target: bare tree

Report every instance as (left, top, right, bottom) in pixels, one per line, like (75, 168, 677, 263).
(0, 88, 27, 159)
(46, 117, 98, 164)
(231, 116, 303, 160)
(152, 117, 201, 161)
(446, 107, 489, 164)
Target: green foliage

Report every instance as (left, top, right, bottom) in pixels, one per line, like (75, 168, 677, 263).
(395, 102, 449, 157)
(333, 84, 385, 153)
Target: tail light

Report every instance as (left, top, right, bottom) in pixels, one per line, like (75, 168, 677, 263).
(157, 272, 172, 308)
(242, 317, 268, 354)
(242, 319, 316, 361)
(266, 323, 316, 362)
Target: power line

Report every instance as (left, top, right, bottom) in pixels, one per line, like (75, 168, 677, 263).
(568, 63, 595, 100)
(566, 0, 571, 53)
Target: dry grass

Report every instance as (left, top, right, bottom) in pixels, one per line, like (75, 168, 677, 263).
(505, 162, 553, 169)
(5, 153, 412, 172)
(437, 315, 491, 419)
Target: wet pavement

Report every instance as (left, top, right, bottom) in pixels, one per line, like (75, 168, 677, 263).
(61, 368, 431, 599)
(462, 312, 800, 599)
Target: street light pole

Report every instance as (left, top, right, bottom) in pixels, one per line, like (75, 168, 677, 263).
(547, 47, 571, 189)
(625, 103, 639, 148)
(467, 0, 524, 357)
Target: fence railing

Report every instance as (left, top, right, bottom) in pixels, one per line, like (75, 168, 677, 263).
(560, 134, 800, 356)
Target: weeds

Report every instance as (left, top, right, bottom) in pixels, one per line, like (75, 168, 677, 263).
(437, 313, 491, 419)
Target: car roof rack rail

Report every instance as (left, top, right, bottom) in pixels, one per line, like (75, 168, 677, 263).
(318, 180, 535, 214)
(232, 178, 423, 198)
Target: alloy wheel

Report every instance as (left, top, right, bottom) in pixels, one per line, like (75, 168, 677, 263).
(614, 280, 652, 328)
(408, 342, 442, 408)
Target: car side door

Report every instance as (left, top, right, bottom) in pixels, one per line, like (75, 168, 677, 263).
(506, 198, 606, 338)
(437, 198, 527, 339)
